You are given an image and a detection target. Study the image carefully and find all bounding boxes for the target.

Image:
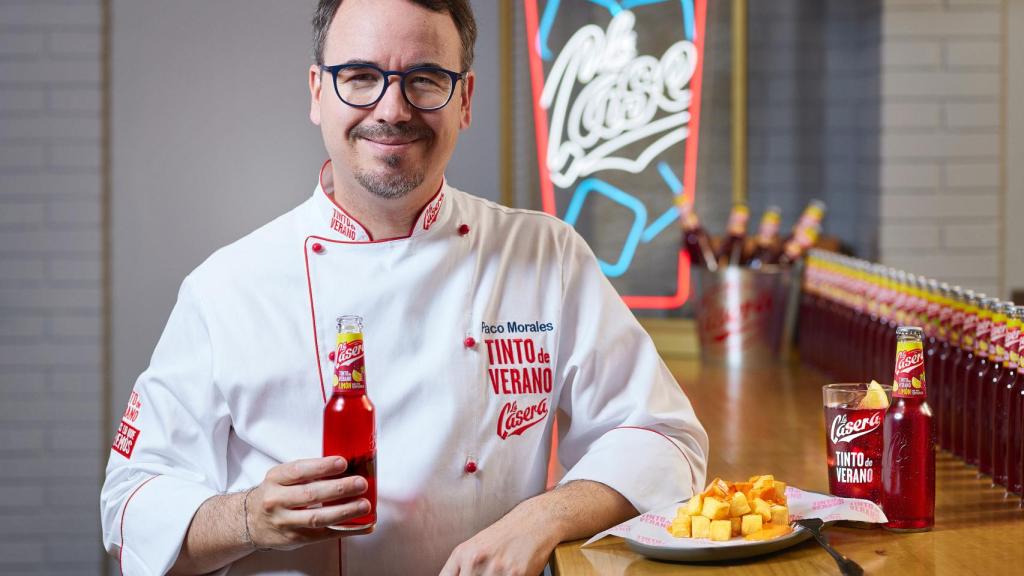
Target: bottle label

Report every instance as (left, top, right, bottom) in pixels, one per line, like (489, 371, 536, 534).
(893, 340, 926, 398)
(1006, 325, 1020, 369)
(962, 313, 977, 349)
(976, 318, 991, 355)
(333, 332, 366, 391)
(991, 321, 1007, 362)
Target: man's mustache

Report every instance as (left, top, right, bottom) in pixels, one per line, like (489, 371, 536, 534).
(350, 123, 433, 142)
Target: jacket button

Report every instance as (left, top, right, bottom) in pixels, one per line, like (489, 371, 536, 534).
(458, 224, 470, 236)
(464, 460, 478, 474)
(312, 242, 324, 254)
(464, 337, 476, 348)
(328, 351, 336, 362)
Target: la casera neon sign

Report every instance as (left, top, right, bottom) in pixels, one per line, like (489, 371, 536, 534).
(524, 0, 707, 309)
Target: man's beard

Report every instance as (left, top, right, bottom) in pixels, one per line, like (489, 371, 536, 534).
(350, 122, 431, 200)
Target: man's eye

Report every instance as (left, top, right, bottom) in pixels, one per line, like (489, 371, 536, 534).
(345, 74, 376, 83)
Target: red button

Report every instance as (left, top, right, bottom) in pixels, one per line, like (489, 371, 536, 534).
(464, 337, 476, 348)
(465, 460, 478, 474)
(328, 351, 336, 362)
(312, 242, 324, 253)
(458, 224, 470, 236)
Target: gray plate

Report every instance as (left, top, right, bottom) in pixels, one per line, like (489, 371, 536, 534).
(625, 524, 813, 562)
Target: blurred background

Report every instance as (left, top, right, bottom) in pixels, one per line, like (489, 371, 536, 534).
(0, 0, 1021, 573)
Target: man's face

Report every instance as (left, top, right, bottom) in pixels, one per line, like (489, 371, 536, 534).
(309, 0, 474, 201)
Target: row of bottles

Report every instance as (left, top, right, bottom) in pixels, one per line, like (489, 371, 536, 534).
(801, 251, 1024, 500)
(676, 198, 827, 271)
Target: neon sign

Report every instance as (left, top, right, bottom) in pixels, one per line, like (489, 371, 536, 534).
(524, 0, 707, 309)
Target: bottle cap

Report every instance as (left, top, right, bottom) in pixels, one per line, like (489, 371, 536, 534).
(896, 326, 924, 339)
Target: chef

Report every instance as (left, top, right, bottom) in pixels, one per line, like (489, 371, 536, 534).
(100, 0, 708, 574)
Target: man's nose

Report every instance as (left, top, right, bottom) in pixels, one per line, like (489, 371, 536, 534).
(372, 77, 413, 124)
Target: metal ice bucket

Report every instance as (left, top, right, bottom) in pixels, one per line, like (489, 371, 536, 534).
(695, 266, 797, 366)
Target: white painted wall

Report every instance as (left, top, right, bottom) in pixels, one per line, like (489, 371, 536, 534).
(1007, 0, 1024, 297)
(0, 1, 104, 572)
(879, 0, 1004, 298)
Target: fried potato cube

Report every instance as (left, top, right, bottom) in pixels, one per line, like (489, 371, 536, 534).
(668, 514, 691, 538)
(770, 505, 789, 526)
(686, 494, 704, 516)
(729, 491, 752, 517)
(709, 519, 732, 542)
(749, 486, 776, 502)
(774, 481, 787, 499)
(691, 515, 711, 539)
(730, 516, 742, 536)
(741, 513, 763, 535)
(702, 477, 731, 500)
(753, 497, 772, 522)
(752, 475, 775, 490)
(701, 496, 731, 520)
(734, 481, 753, 494)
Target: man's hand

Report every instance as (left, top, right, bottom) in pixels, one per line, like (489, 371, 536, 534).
(440, 512, 559, 576)
(439, 480, 637, 576)
(248, 456, 372, 549)
(171, 456, 370, 575)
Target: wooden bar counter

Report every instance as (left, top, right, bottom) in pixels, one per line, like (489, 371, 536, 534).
(552, 356, 1024, 575)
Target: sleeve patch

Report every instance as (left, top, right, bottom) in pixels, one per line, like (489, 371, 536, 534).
(112, 420, 140, 459)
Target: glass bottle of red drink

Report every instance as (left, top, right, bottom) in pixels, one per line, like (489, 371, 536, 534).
(1010, 305, 1024, 496)
(979, 301, 1008, 477)
(937, 285, 960, 451)
(323, 314, 377, 530)
(861, 266, 882, 381)
(850, 262, 872, 382)
(885, 272, 910, 381)
(746, 206, 781, 269)
(922, 279, 941, 411)
(717, 203, 749, 268)
(995, 303, 1021, 488)
(951, 292, 980, 459)
(675, 198, 718, 272)
(883, 326, 935, 531)
(872, 270, 897, 382)
(965, 297, 995, 467)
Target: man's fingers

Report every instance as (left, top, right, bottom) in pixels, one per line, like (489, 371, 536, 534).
(266, 456, 347, 486)
(279, 476, 368, 508)
(285, 498, 372, 529)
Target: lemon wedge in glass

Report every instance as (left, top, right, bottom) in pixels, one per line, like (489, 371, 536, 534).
(857, 380, 890, 410)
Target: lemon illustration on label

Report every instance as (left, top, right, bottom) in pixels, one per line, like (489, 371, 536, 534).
(353, 368, 363, 383)
(912, 377, 921, 389)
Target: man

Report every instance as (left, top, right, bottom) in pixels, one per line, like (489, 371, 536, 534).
(100, 1, 708, 574)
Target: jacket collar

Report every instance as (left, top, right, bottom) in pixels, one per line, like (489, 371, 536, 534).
(311, 159, 451, 244)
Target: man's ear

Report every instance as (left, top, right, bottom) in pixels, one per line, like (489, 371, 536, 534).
(309, 65, 323, 126)
(459, 70, 475, 130)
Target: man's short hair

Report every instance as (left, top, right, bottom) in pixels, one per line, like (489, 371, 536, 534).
(312, 0, 477, 71)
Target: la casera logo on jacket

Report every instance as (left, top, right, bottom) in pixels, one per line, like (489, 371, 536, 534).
(482, 320, 556, 440)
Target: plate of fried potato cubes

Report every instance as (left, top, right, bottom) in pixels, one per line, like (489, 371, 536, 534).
(625, 475, 815, 562)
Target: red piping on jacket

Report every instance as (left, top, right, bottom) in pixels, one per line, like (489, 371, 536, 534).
(119, 474, 160, 575)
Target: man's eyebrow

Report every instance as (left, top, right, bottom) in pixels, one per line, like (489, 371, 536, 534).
(337, 59, 452, 70)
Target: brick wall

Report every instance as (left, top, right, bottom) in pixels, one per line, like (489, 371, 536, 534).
(0, 0, 105, 573)
(879, 0, 1004, 297)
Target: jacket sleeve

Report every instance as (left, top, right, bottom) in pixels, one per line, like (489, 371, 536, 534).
(100, 278, 232, 575)
(554, 229, 709, 513)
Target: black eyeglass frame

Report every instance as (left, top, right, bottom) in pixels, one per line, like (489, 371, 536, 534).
(320, 63, 467, 111)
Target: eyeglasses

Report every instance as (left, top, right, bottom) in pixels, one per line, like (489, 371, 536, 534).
(321, 63, 466, 111)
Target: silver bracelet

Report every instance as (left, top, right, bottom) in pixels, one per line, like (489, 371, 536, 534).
(242, 487, 265, 551)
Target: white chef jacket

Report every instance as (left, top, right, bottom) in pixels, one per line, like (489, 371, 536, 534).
(101, 163, 708, 575)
